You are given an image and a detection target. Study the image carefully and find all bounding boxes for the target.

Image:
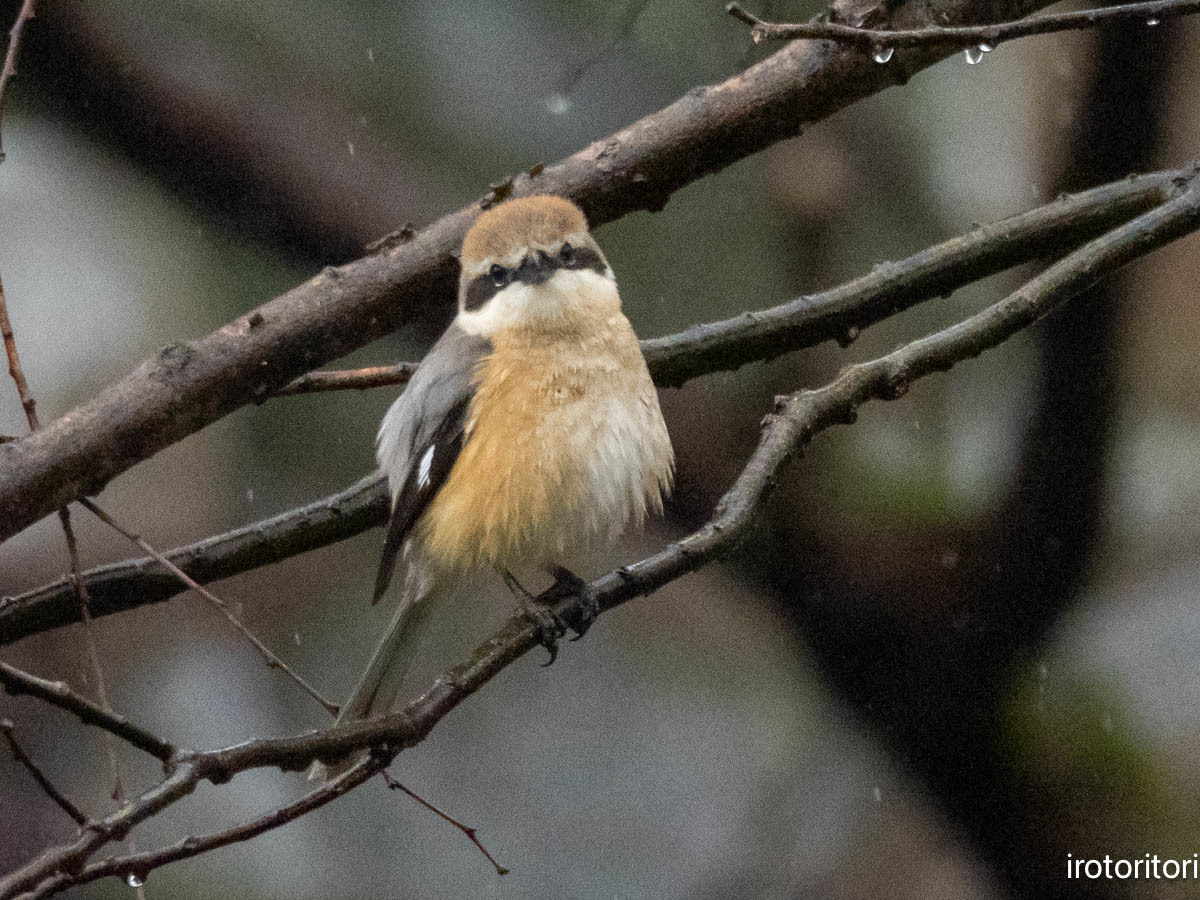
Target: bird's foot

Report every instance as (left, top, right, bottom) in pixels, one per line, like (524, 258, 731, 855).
(502, 569, 567, 666)
(548, 566, 598, 641)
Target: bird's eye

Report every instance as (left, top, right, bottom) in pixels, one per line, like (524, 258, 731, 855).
(489, 264, 507, 287)
(559, 243, 575, 265)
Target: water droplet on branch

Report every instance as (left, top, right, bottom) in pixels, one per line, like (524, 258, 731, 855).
(964, 46, 985, 65)
(872, 46, 894, 63)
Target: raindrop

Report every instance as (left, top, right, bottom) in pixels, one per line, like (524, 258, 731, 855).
(367, 48, 376, 62)
(836, 325, 860, 347)
(964, 46, 985, 65)
(1146, 17, 1160, 25)
(294, 632, 302, 647)
(1037, 663, 1048, 680)
(126, 873, 145, 888)
(872, 785, 883, 803)
(246, 487, 255, 503)
(346, 141, 356, 156)
(872, 46, 894, 64)
(545, 92, 572, 115)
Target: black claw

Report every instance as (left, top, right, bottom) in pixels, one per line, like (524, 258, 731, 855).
(502, 568, 564, 664)
(550, 566, 598, 640)
(520, 601, 564, 666)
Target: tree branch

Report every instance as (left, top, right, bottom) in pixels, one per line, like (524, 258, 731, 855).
(5, 166, 1197, 900)
(1, 718, 89, 827)
(0, 162, 1186, 647)
(0, 474, 387, 645)
(0, 0, 36, 165)
(0, 0, 1060, 545)
(0, 274, 39, 426)
(0, 662, 175, 763)
(727, 0, 1200, 49)
(271, 362, 418, 398)
(75, 498, 340, 717)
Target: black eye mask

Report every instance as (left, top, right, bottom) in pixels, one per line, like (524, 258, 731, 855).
(461, 243, 607, 312)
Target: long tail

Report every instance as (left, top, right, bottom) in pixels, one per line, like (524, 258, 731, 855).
(309, 580, 444, 781)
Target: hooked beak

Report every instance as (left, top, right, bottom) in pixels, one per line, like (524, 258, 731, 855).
(516, 250, 555, 285)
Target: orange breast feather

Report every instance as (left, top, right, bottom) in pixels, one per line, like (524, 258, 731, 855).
(415, 311, 664, 572)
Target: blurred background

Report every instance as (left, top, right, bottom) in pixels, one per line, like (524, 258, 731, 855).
(2, 1, 1199, 897)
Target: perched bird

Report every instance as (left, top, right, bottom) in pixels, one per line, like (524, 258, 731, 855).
(316, 195, 674, 776)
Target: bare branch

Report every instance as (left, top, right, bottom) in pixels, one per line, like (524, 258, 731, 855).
(6, 269, 136, 812)
(2, 757, 384, 900)
(0, 0, 35, 165)
(639, 166, 1184, 388)
(0, 162, 1186, 647)
(271, 362, 417, 398)
(76, 498, 340, 717)
(7, 165, 1197, 900)
(0, 274, 40, 428)
(0, 764, 198, 900)
(727, 0, 1200, 49)
(5, 271, 132, 801)
(56, 504, 128, 802)
(1, 718, 89, 827)
(0, 662, 175, 763)
(381, 771, 509, 876)
(0, 0, 1064, 545)
(0, 474, 386, 645)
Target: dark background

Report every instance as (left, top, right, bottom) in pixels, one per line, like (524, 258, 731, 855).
(2, 2, 1200, 898)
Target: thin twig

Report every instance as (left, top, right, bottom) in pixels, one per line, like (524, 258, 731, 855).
(1, 718, 89, 827)
(271, 362, 417, 397)
(727, 0, 1200, 49)
(381, 770, 509, 875)
(58, 505, 127, 801)
(76, 498, 340, 718)
(0, 0, 35, 165)
(7, 757, 385, 900)
(6, 168, 1198, 900)
(0, 273, 38, 427)
(0, 162, 1185, 648)
(3, 272, 129, 801)
(0, 662, 175, 762)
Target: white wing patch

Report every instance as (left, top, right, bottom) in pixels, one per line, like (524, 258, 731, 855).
(417, 444, 436, 489)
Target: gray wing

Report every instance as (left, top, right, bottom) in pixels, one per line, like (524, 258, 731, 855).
(373, 323, 491, 602)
